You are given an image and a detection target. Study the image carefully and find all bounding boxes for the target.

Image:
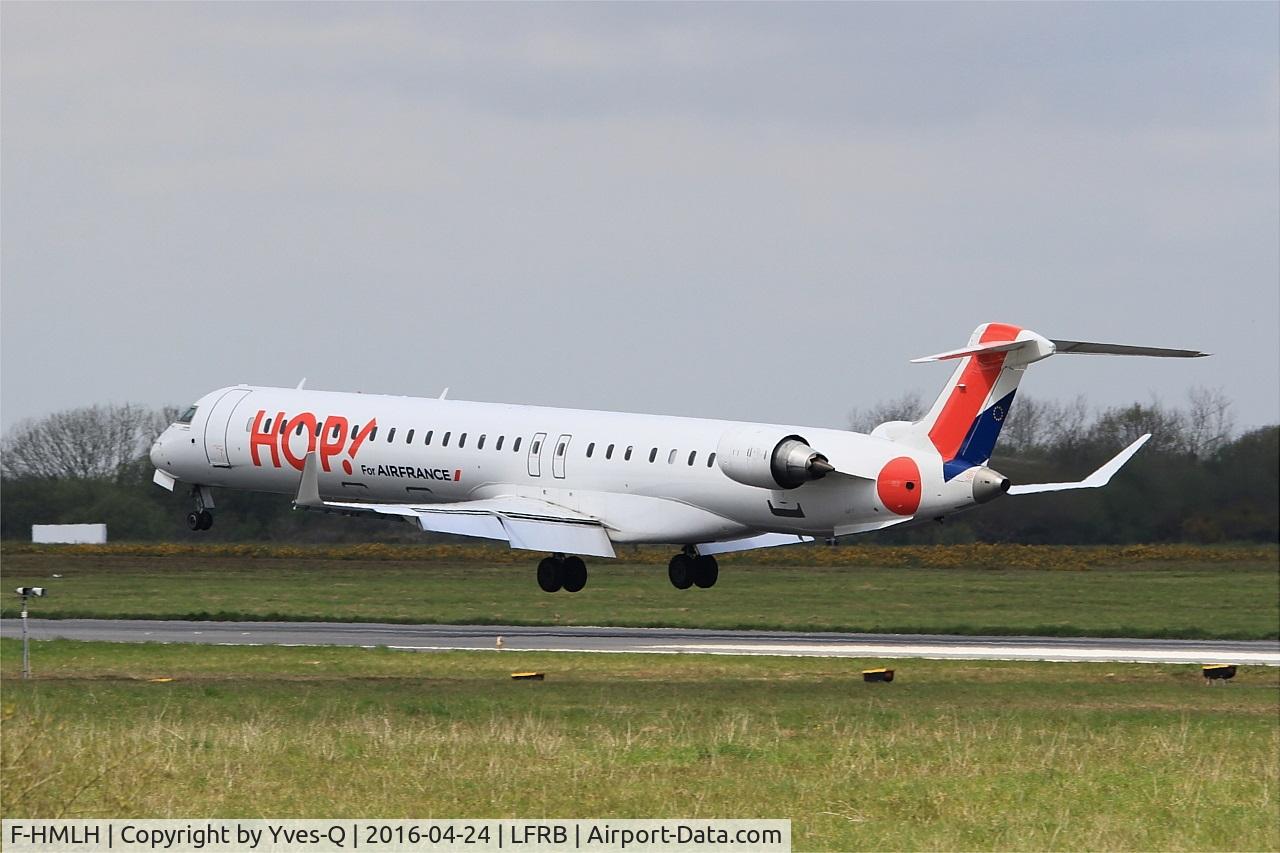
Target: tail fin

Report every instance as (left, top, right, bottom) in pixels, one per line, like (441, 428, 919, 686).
(909, 323, 1045, 479)
(874, 323, 1208, 480)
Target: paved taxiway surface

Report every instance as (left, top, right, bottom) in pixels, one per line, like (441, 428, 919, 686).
(4, 619, 1278, 665)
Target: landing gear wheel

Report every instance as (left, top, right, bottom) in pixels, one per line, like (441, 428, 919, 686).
(537, 557, 564, 593)
(668, 554, 694, 589)
(562, 556, 588, 593)
(186, 511, 202, 531)
(692, 555, 719, 588)
(197, 510, 213, 531)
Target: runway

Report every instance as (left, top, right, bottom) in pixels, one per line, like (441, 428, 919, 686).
(3, 619, 1278, 665)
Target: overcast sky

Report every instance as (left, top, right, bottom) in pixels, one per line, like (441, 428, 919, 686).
(3, 2, 1277, 436)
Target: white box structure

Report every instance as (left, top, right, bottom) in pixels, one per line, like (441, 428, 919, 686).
(31, 524, 107, 544)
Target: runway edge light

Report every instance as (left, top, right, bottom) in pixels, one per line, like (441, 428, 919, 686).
(1202, 664, 1237, 684)
(863, 668, 895, 683)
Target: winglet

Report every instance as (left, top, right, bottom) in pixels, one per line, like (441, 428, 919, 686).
(294, 451, 324, 507)
(1008, 434, 1151, 495)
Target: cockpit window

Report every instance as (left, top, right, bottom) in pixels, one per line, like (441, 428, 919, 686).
(176, 405, 198, 425)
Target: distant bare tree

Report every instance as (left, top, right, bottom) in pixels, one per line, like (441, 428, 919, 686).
(1, 404, 176, 481)
(1183, 386, 1235, 458)
(999, 395, 1049, 453)
(848, 391, 927, 434)
(1088, 398, 1186, 455)
(1036, 395, 1092, 453)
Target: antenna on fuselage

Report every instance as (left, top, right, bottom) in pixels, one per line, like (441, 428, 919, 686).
(439, 387, 449, 400)
(296, 378, 307, 390)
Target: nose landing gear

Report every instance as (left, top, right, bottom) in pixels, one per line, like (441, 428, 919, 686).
(185, 485, 214, 531)
(185, 510, 213, 531)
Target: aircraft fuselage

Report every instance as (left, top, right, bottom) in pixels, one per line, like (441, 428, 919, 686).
(151, 384, 977, 545)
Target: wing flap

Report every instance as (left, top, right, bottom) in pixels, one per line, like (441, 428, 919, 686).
(501, 517, 615, 557)
(416, 511, 509, 542)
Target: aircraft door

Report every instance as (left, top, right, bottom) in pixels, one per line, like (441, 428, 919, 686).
(527, 432, 547, 477)
(552, 433, 571, 479)
(203, 389, 251, 467)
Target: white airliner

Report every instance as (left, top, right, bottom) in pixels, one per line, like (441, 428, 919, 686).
(150, 323, 1205, 592)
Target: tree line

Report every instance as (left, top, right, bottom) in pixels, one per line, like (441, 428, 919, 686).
(1, 393, 1276, 544)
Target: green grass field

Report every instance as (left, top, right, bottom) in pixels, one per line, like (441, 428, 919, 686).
(2, 548, 1277, 639)
(2, 640, 1276, 851)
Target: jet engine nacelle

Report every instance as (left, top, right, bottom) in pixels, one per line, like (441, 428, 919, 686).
(716, 426, 835, 490)
(971, 466, 1010, 504)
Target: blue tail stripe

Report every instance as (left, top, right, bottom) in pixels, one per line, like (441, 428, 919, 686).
(942, 389, 1017, 481)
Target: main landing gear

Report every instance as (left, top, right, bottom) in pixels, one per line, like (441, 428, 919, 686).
(185, 485, 214, 531)
(186, 510, 213, 531)
(537, 554, 588, 593)
(533, 548, 718, 592)
(668, 547, 718, 589)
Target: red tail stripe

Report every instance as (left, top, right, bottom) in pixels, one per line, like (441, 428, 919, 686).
(978, 323, 1023, 346)
(928, 323, 1021, 459)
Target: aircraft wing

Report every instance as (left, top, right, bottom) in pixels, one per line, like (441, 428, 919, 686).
(294, 453, 616, 557)
(697, 517, 913, 555)
(1008, 434, 1150, 495)
(697, 533, 814, 556)
(834, 517, 914, 536)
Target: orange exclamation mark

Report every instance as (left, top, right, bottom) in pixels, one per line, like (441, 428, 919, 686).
(344, 419, 377, 475)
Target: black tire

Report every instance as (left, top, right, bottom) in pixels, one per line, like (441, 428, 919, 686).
(198, 510, 214, 531)
(562, 556, 588, 592)
(668, 554, 694, 589)
(186, 511, 202, 531)
(693, 555, 719, 589)
(537, 557, 564, 593)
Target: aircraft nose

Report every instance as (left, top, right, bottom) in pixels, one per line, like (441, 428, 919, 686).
(150, 431, 169, 468)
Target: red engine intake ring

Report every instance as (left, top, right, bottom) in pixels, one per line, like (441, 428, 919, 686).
(877, 456, 923, 515)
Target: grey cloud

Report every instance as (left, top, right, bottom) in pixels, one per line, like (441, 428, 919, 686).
(2, 2, 1276, 433)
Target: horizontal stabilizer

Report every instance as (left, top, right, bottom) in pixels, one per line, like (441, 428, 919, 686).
(913, 337, 1209, 364)
(1049, 340, 1209, 358)
(911, 340, 1029, 363)
(1008, 434, 1150, 495)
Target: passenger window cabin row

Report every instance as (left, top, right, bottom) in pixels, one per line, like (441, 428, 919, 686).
(252, 416, 717, 469)
(581, 441, 716, 468)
